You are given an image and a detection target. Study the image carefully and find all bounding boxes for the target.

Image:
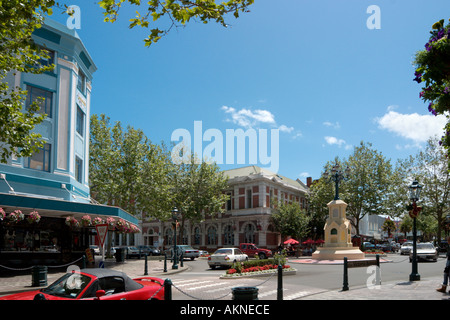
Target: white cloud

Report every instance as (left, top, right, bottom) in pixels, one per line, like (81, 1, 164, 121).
(221, 106, 275, 128)
(278, 124, 294, 133)
(324, 136, 345, 146)
(221, 106, 300, 138)
(323, 121, 340, 129)
(376, 111, 446, 143)
(324, 136, 352, 150)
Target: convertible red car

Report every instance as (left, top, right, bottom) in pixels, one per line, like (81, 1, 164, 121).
(0, 268, 165, 300)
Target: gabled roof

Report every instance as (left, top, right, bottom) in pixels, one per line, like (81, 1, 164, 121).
(223, 166, 309, 193)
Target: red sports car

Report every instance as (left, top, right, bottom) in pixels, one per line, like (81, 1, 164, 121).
(0, 268, 165, 300)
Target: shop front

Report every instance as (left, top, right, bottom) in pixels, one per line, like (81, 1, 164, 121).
(0, 193, 139, 271)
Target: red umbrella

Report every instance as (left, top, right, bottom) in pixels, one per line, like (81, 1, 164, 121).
(284, 238, 299, 245)
(315, 239, 325, 244)
(302, 239, 315, 245)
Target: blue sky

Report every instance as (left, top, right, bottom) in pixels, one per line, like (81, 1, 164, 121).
(50, 0, 449, 182)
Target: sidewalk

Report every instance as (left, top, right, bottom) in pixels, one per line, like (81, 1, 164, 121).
(0, 256, 188, 297)
(298, 277, 449, 300)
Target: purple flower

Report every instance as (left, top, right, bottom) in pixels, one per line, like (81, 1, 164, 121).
(413, 71, 422, 83)
(428, 103, 437, 116)
(444, 87, 450, 94)
(419, 91, 425, 98)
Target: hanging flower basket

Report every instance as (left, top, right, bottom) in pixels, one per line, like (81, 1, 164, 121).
(130, 224, 141, 234)
(116, 218, 130, 233)
(8, 210, 24, 223)
(106, 217, 116, 230)
(65, 216, 79, 229)
(81, 215, 92, 227)
(92, 217, 104, 226)
(26, 211, 41, 224)
(0, 208, 5, 221)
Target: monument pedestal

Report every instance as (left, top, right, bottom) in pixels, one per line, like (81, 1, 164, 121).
(312, 199, 365, 261)
(312, 247, 365, 260)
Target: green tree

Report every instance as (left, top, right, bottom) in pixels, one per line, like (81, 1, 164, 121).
(0, 0, 56, 162)
(169, 152, 229, 244)
(271, 202, 311, 241)
(343, 142, 395, 236)
(381, 217, 396, 238)
(398, 136, 450, 242)
(89, 114, 173, 218)
(98, 0, 255, 46)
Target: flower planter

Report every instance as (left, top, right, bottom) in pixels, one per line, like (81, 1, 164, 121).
(220, 267, 297, 279)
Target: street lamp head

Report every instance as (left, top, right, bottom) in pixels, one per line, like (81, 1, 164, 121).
(172, 207, 179, 220)
(408, 179, 423, 202)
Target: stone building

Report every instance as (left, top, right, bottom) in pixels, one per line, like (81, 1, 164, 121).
(141, 165, 309, 251)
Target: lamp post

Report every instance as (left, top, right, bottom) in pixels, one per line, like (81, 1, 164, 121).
(323, 162, 351, 200)
(408, 179, 422, 282)
(172, 207, 179, 270)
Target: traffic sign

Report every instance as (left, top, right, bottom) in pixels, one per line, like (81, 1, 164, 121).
(95, 223, 108, 248)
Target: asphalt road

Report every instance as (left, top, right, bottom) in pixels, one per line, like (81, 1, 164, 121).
(166, 253, 448, 299)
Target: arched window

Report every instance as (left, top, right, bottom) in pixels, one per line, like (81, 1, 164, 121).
(331, 228, 338, 235)
(244, 224, 256, 243)
(193, 226, 201, 245)
(223, 225, 234, 246)
(207, 226, 217, 245)
(164, 228, 173, 246)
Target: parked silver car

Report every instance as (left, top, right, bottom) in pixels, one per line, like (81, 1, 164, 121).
(400, 242, 413, 255)
(409, 243, 438, 262)
(208, 248, 248, 269)
(165, 245, 200, 261)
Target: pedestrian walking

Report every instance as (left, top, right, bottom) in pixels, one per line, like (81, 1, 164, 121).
(436, 236, 450, 293)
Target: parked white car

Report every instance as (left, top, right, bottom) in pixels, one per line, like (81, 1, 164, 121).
(400, 242, 413, 255)
(409, 243, 438, 262)
(208, 248, 248, 269)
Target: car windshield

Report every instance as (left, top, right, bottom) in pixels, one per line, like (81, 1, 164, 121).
(41, 273, 91, 299)
(179, 246, 194, 250)
(214, 249, 232, 255)
(402, 243, 413, 246)
(417, 244, 435, 250)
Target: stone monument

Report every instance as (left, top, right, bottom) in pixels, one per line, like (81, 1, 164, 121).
(312, 199, 365, 260)
(312, 162, 365, 260)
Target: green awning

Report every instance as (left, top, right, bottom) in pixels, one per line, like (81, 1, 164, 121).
(0, 192, 138, 225)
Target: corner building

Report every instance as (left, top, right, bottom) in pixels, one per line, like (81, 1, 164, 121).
(0, 19, 138, 269)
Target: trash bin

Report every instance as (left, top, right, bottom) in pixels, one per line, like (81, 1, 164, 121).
(31, 265, 48, 287)
(232, 286, 259, 300)
(115, 248, 125, 262)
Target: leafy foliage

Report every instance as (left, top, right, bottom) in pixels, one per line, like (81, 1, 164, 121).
(0, 0, 57, 162)
(270, 201, 310, 240)
(413, 18, 450, 166)
(98, 0, 254, 46)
